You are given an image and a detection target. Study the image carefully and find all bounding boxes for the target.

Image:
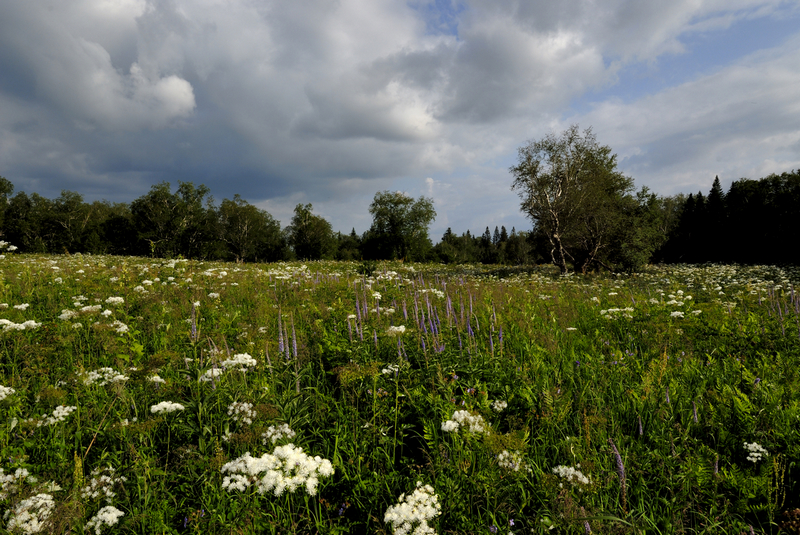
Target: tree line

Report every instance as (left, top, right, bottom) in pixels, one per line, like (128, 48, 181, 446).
(1, 127, 797, 268)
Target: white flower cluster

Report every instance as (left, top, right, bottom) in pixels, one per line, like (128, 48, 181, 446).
(110, 320, 129, 334)
(386, 325, 406, 336)
(148, 375, 166, 385)
(150, 401, 185, 414)
(552, 465, 591, 489)
(1, 468, 37, 500)
(0, 319, 42, 332)
(200, 354, 257, 382)
(491, 400, 508, 412)
(262, 424, 296, 445)
(382, 364, 400, 375)
(208, 292, 220, 299)
(221, 444, 334, 497)
(0, 385, 15, 402)
(4, 493, 55, 534)
(384, 481, 441, 535)
(670, 311, 684, 319)
(0, 240, 18, 251)
(441, 410, 487, 434)
(744, 442, 768, 463)
(497, 450, 529, 472)
(228, 402, 257, 426)
(418, 289, 446, 299)
(13, 304, 30, 311)
(219, 353, 257, 370)
(37, 405, 77, 427)
(81, 467, 127, 503)
(105, 297, 124, 305)
(82, 368, 129, 386)
(600, 307, 634, 319)
(199, 368, 225, 382)
(85, 505, 125, 534)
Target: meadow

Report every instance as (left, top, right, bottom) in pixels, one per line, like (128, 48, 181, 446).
(1, 244, 799, 534)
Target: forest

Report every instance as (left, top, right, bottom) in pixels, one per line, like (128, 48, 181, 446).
(1, 138, 798, 270)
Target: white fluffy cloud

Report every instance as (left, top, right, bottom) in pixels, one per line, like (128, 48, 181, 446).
(0, 0, 798, 235)
(570, 34, 800, 194)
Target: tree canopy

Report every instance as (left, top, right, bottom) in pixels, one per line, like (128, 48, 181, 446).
(364, 191, 436, 261)
(510, 125, 636, 273)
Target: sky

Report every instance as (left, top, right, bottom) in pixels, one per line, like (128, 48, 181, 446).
(1, 0, 799, 239)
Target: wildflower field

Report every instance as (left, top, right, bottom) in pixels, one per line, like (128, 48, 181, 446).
(1, 247, 800, 534)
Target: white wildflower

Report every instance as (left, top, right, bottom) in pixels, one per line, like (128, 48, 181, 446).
(82, 368, 128, 386)
(552, 465, 591, 487)
(262, 423, 296, 445)
(228, 402, 257, 426)
(150, 401, 185, 414)
(384, 482, 441, 535)
(491, 400, 508, 412)
(221, 444, 334, 497)
(5, 493, 55, 534)
(441, 410, 487, 434)
(498, 450, 529, 472)
(0, 385, 15, 402)
(386, 325, 406, 336)
(37, 405, 77, 427)
(85, 505, 125, 534)
(744, 442, 768, 463)
(81, 467, 127, 503)
(382, 364, 399, 375)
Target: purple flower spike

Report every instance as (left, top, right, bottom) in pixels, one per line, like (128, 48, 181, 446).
(608, 438, 627, 508)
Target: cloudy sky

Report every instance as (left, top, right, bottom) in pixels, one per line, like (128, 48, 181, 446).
(2, 0, 799, 238)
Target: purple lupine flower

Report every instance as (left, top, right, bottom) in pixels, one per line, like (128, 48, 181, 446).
(581, 507, 591, 534)
(665, 386, 670, 404)
(638, 415, 643, 436)
(608, 438, 627, 505)
(499, 326, 503, 344)
(347, 320, 353, 342)
(292, 321, 298, 359)
(278, 316, 284, 353)
(190, 304, 197, 342)
(692, 401, 698, 423)
(754, 377, 761, 386)
(284, 325, 290, 360)
(373, 330, 378, 351)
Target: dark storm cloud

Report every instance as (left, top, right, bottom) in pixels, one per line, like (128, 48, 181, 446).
(0, 0, 798, 235)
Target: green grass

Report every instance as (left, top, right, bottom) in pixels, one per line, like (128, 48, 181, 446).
(1, 254, 799, 534)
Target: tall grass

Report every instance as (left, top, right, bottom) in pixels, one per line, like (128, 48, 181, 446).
(1, 253, 799, 534)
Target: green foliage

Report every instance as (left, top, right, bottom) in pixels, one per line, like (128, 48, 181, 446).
(364, 190, 436, 261)
(1, 256, 799, 533)
(284, 203, 337, 260)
